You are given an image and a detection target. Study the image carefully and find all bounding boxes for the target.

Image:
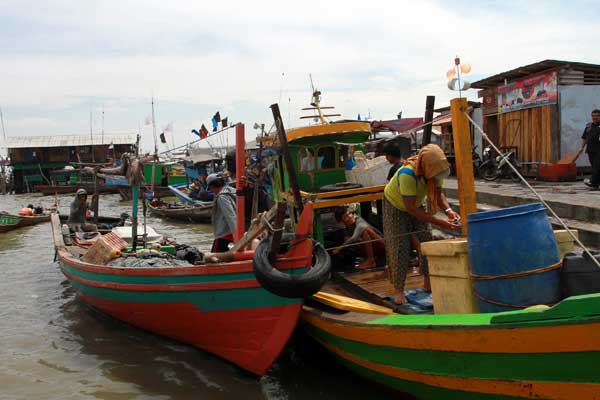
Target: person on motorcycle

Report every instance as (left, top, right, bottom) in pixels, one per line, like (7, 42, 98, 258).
(383, 144, 461, 305)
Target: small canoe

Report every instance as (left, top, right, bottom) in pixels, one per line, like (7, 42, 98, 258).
(117, 186, 175, 201)
(0, 212, 51, 233)
(148, 202, 213, 223)
(50, 203, 319, 375)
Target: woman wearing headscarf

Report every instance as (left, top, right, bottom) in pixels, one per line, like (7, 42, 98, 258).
(383, 144, 460, 305)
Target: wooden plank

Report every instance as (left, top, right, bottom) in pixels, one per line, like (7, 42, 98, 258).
(314, 185, 385, 199)
(450, 98, 477, 237)
(313, 193, 383, 209)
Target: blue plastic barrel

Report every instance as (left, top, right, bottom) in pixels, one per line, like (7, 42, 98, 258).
(467, 203, 560, 313)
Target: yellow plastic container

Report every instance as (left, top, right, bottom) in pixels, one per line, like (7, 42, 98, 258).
(421, 230, 578, 315)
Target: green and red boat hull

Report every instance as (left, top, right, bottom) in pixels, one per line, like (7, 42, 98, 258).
(52, 213, 313, 375)
(302, 294, 600, 400)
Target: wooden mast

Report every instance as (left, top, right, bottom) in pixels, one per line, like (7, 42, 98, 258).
(450, 97, 477, 236)
(234, 123, 245, 242)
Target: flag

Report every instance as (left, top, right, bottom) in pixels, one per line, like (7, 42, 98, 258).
(213, 111, 221, 123)
(357, 113, 361, 121)
(144, 115, 152, 125)
(200, 124, 209, 138)
(159, 132, 166, 144)
(221, 117, 228, 127)
(192, 129, 201, 138)
(108, 142, 114, 150)
(164, 122, 173, 132)
(211, 116, 218, 132)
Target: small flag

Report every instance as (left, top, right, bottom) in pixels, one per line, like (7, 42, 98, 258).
(213, 111, 221, 123)
(144, 115, 152, 125)
(192, 129, 201, 138)
(200, 124, 209, 138)
(108, 142, 114, 150)
(211, 117, 218, 132)
(160, 132, 167, 143)
(164, 122, 173, 132)
(357, 113, 361, 121)
(221, 117, 228, 127)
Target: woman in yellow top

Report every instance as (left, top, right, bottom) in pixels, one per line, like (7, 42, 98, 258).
(383, 144, 460, 305)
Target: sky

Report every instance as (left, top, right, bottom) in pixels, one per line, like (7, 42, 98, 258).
(1, 0, 599, 152)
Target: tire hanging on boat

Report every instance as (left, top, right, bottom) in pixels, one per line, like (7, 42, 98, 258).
(253, 234, 331, 298)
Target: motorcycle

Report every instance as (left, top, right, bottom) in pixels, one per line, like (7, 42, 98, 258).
(479, 146, 522, 182)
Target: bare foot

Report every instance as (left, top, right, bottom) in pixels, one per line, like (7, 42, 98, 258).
(392, 291, 408, 305)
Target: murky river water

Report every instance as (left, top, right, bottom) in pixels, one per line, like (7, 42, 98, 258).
(0, 193, 397, 400)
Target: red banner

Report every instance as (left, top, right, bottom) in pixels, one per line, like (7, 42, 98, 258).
(497, 69, 558, 113)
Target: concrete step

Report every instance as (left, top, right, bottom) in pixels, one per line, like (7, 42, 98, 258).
(447, 198, 600, 251)
(444, 179, 600, 223)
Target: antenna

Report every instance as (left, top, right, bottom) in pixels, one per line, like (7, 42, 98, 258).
(0, 105, 6, 142)
(101, 104, 105, 145)
(89, 103, 95, 162)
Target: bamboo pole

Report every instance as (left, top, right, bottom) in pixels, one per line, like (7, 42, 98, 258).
(234, 123, 245, 242)
(450, 97, 477, 236)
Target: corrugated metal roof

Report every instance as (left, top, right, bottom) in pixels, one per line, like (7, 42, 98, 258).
(471, 59, 600, 89)
(2, 133, 138, 149)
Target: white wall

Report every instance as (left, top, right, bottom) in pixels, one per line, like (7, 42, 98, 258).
(559, 85, 600, 166)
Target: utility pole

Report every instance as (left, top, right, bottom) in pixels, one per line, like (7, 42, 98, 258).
(422, 96, 435, 146)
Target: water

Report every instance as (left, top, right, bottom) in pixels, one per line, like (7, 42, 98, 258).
(0, 193, 395, 400)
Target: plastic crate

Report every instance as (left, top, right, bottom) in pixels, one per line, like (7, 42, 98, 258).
(346, 156, 389, 187)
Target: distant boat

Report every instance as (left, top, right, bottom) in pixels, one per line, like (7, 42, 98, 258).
(147, 201, 212, 223)
(0, 212, 50, 232)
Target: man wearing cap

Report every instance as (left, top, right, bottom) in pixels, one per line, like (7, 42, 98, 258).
(67, 188, 95, 231)
(206, 173, 237, 252)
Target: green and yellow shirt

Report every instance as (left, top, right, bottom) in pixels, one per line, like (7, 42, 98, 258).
(384, 164, 443, 211)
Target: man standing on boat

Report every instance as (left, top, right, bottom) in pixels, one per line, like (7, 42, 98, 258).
(579, 109, 600, 190)
(383, 144, 460, 305)
(206, 173, 237, 252)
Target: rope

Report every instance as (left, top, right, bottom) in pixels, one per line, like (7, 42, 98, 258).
(473, 290, 557, 309)
(324, 229, 428, 252)
(470, 261, 562, 281)
(463, 110, 600, 270)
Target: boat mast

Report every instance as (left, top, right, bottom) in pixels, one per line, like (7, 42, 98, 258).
(150, 96, 158, 193)
(0, 105, 6, 143)
(90, 104, 95, 162)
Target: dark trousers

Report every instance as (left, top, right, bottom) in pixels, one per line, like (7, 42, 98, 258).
(589, 153, 600, 186)
(211, 234, 234, 253)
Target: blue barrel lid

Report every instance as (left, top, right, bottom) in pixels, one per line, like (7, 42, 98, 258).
(467, 202, 547, 224)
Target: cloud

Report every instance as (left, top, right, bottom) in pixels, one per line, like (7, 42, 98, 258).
(1, 0, 600, 151)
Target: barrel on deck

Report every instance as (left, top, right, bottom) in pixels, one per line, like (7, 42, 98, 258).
(467, 203, 561, 313)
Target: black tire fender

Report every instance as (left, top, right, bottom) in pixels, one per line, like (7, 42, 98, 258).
(253, 234, 331, 298)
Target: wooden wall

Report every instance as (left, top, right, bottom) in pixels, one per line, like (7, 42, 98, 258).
(496, 104, 558, 163)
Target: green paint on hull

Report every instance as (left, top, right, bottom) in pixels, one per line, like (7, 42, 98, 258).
(335, 354, 523, 400)
(61, 262, 256, 285)
(370, 293, 600, 328)
(305, 325, 600, 383)
(65, 267, 300, 312)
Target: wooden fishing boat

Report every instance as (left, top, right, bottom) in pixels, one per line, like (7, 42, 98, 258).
(296, 96, 600, 399)
(167, 183, 210, 205)
(147, 201, 213, 223)
(50, 201, 322, 375)
(0, 212, 50, 232)
(35, 182, 120, 195)
(302, 289, 600, 400)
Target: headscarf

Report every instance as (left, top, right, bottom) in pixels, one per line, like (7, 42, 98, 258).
(403, 144, 449, 215)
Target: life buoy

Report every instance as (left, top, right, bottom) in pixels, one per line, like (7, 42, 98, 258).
(253, 234, 331, 298)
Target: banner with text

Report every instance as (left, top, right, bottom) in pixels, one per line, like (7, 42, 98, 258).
(497, 69, 558, 113)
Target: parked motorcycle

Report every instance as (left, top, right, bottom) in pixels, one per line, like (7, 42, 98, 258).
(479, 146, 522, 182)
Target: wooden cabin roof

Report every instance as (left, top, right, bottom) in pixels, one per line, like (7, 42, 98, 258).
(286, 121, 371, 143)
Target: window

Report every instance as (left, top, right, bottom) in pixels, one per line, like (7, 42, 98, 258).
(298, 147, 315, 172)
(317, 146, 336, 169)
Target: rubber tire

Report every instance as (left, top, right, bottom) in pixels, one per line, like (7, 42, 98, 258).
(253, 234, 331, 298)
(480, 161, 499, 181)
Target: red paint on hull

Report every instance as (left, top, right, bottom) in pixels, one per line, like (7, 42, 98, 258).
(78, 292, 301, 375)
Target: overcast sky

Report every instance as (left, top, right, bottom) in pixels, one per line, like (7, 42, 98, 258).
(1, 0, 599, 152)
